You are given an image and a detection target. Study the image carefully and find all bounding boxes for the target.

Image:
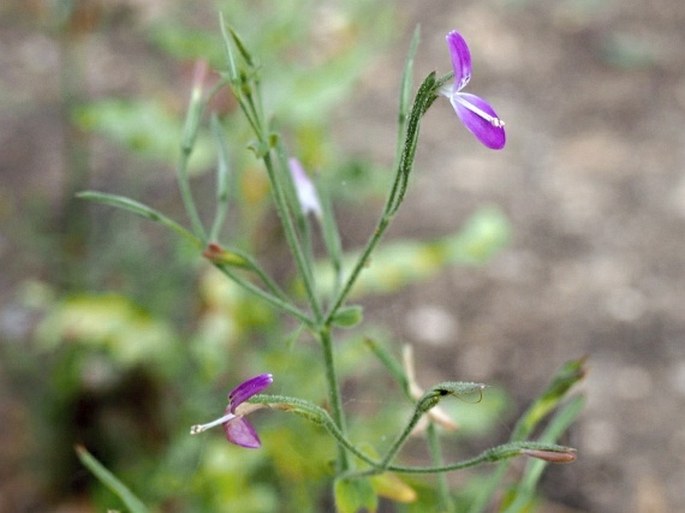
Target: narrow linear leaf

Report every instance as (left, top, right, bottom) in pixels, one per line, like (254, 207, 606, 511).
(227, 24, 255, 67)
(468, 358, 586, 513)
(364, 338, 409, 395)
(512, 357, 587, 441)
(75, 445, 149, 513)
(395, 25, 421, 164)
(77, 191, 202, 248)
(503, 395, 586, 513)
(209, 116, 231, 241)
(219, 13, 237, 80)
(319, 189, 343, 295)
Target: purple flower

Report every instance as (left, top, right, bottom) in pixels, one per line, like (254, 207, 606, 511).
(441, 31, 505, 150)
(190, 373, 273, 448)
(288, 158, 323, 219)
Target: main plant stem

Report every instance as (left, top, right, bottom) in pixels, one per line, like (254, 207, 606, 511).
(319, 326, 349, 472)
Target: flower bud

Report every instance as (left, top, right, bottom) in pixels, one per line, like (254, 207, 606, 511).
(522, 447, 577, 464)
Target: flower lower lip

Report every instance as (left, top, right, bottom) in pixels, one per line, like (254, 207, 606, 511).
(452, 94, 505, 127)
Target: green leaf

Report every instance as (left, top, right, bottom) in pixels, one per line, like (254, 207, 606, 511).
(331, 305, 363, 328)
(77, 191, 202, 248)
(334, 477, 378, 513)
(75, 445, 149, 513)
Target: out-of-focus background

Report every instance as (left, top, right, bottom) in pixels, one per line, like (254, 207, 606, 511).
(1, 0, 684, 512)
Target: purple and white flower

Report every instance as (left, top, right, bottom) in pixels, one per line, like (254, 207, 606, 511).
(190, 373, 273, 448)
(441, 31, 506, 150)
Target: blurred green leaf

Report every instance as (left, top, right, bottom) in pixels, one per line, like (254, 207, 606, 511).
(73, 99, 213, 172)
(149, 21, 222, 62)
(502, 395, 585, 513)
(334, 477, 378, 513)
(443, 206, 511, 264)
(315, 207, 511, 297)
(370, 472, 417, 504)
(36, 293, 176, 369)
(468, 358, 586, 513)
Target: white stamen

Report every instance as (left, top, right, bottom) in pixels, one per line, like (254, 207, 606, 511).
(190, 412, 236, 435)
(453, 94, 505, 128)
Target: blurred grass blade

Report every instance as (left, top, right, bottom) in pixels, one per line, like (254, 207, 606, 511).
(78, 191, 202, 248)
(502, 395, 585, 513)
(209, 115, 231, 241)
(319, 189, 343, 297)
(75, 445, 149, 513)
(226, 24, 254, 67)
(468, 357, 586, 513)
(511, 357, 587, 441)
(219, 13, 237, 80)
(364, 338, 409, 395)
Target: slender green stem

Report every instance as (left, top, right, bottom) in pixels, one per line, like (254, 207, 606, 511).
(262, 151, 323, 320)
(209, 115, 231, 242)
(325, 73, 437, 323)
(220, 26, 351, 483)
(177, 82, 208, 242)
(254, 394, 571, 477)
(319, 327, 349, 472)
(364, 338, 409, 394)
(175, 150, 206, 242)
(376, 406, 423, 470)
(229, 62, 323, 321)
(213, 263, 313, 327)
(221, 245, 293, 303)
(325, 216, 388, 323)
(427, 423, 452, 513)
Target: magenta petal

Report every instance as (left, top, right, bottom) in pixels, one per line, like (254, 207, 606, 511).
(446, 31, 472, 91)
(223, 417, 261, 448)
(450, 93, 506, 150)
(228, 373, 273, 411)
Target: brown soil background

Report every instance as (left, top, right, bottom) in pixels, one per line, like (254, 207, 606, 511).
(2, 1, 685, 512)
